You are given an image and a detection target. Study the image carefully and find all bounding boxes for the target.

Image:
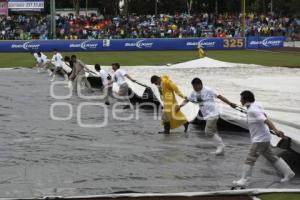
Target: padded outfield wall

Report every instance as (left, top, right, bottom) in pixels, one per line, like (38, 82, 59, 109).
(0, 37, 285, 52)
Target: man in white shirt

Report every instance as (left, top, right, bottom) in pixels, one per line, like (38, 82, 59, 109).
(37, 52, 52, 75)
(95, 64, 112, 105)
(31, 51, 39, 72)
(177, 78, 236, 155)
(232, 90, 295, 187)
(51, 49, 68, 82)
(111, 63, 136, 108)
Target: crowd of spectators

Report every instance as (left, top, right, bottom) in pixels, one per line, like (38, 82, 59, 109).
(0, 12, 299, 40)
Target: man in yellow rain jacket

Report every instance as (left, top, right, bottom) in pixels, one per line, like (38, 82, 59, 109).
(197, 44, 206, 58)
(151, 75, 189, 134)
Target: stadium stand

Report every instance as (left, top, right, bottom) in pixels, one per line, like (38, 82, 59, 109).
(0, 13, 299, 40)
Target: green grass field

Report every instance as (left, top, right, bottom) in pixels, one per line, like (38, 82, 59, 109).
(0, 50, 299, 68)
(259, 193, 300, 200)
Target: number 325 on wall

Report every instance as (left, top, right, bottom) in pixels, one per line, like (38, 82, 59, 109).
(223, 38, 244, 48)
